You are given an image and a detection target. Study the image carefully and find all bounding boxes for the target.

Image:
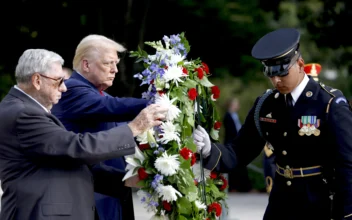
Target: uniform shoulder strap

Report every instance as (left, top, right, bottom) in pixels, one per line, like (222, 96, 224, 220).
(319, 82, 351, 114)
(254, 89, 273, 138)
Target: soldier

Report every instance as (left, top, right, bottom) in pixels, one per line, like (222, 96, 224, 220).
(263, 62, 323, 193)
(193, 28, 352, 220)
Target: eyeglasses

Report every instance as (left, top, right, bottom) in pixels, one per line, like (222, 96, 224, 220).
(39, 74, 64, 87)
(263, 52, 301, 78)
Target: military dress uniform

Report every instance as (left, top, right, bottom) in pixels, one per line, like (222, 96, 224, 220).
(226, 28, 352, 220)
(263, 62, 323, 193)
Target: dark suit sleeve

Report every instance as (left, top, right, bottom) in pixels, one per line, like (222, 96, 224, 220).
(91, 163, 132, 199)
(328, 98, 352, 219)
(223, 112, 237, 145)
(16, 107, 136, 165)
(61, 84, 148, 122)
(204, 98, 266, 171)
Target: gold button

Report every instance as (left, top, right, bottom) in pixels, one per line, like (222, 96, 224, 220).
(283, 132, 287, 136)
(286, 181, 292, 186)
(286, 165, 290, 169)
(282, 150, 287, 155)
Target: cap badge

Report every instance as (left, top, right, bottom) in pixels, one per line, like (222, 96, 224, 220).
(298, 116, 320, 136)
(306, 91, 313, 97)
(266, 113, 272, 118)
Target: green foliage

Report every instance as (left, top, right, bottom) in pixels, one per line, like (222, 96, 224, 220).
(0, 71, 15, 100)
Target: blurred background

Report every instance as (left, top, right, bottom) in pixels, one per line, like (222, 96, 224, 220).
(1, 0, 352, 192)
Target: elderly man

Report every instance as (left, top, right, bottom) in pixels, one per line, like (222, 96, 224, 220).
(194, 28, 352, 220)
(51, 34, 149, 220)
(0, 48, 167, 220)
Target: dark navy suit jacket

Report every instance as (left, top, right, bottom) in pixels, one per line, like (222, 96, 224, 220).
(52, 71, 148, 220)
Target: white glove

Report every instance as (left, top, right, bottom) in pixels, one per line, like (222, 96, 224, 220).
(193, 125, 211, 158)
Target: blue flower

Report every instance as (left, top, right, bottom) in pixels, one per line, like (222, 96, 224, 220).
(149, 63, 159, 72)
(133, 73, 143, 80)
(163, 35, 170, 43)
(151, 174, 164, 189)
(160, 59, 166, 66)
(170, 34, 181, 45)
(157, 68, 165, 77)
(177, 44, 185, 51)
(148, 201, 159, 207)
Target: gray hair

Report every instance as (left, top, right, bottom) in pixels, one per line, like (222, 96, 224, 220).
(15, 49, 64, 84)
(72, 34, 126, 71)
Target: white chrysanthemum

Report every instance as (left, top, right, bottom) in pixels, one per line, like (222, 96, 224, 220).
(159, 121, 180, 144)
(168, 53, 185, 65)
(155, 94, 181, 121)
(136, 129, 155, 144)
(162, 65, 187, 86)
(195, 200, 207, 210)
(154, 152, 180, 176)
(156, 184, 182, 202)
(192, 161, 211, 182)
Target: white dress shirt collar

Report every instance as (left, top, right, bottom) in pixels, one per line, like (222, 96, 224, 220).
(14, 85, 49, 113)
(286, 74, 309, 106)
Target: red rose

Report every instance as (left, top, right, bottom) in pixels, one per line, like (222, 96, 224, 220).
(150, 79, 154, 84)
(164, 66, 168, 70)
(158, 91, 165, 96)
(196, 68, 204, 79)
(214, 121, 222, 130)
(210, 171, 218, 179)
(219, 175, 228, 191)
(182, 67, 188, 75)
(139, 143, 150, 151)
(180, 147, 192, 160)
(194, 179, 198, 186)
(191, 153, 196, 166)
(188, 88, 197, 101)
(137, 167, 148, 180)
(202, 62, 209, 74)
(162, 201, 172, 211)
(211, 86, 220, 99)
(208, 202, 222, 217)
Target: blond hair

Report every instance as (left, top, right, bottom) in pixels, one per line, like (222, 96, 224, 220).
(72, 34, 126, 71)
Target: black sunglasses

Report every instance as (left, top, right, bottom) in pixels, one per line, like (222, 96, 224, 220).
(39, 74, 64, 86)
(263, 52, 300, 78)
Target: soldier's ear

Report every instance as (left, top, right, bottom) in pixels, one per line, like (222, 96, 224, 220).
(297, 57, 305, 73)
(297, 57, 305, 67)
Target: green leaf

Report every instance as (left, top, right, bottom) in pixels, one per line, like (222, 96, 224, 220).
(187, 115, 195, 128)
(210, 128, 219, 140)
(180, 159, 191, 170)
(183, 79, 198, 88)
(183, 137, 197, 152)
(185, 185, 199, 202)
(177, 215, 188, 220)
(209, 183, 223, 198)
(199, 76, 214, 87)
(177, 197, 192, 215)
